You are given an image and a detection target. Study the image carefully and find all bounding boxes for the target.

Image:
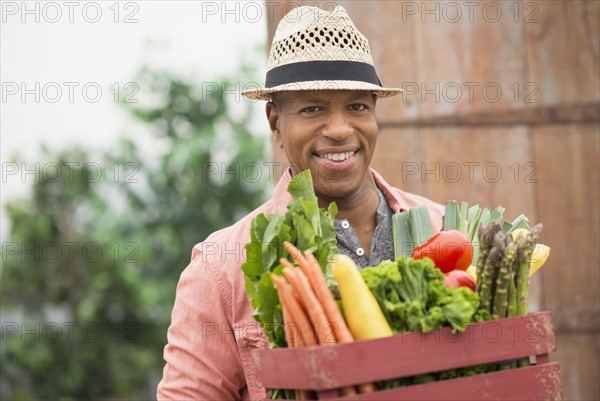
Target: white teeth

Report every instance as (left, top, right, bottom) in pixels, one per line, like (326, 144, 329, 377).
(320, 151, 354, 161)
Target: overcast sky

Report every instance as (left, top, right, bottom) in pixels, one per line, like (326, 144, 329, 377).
(1, 1, 268, 239)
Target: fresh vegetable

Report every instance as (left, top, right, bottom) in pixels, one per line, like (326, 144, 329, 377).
(442, 200, 508, 266)
(241, 170, 339, 348)
(476, 223, 544, 368)
(283, 242, 354, 344)
(271, 274, 313, 401)
(511, 228, 551, 276)
(360, 257, 488, 334)
(272, 274, 317, 346)
(331, 254, 393, 340)
(283, 244, 374, 395)
(392, 205, 435, 257)
(444, 270, 476, 291)
(476, 224, 544, 319)
(411, 230, 473, 273)
(281, 265, 335, 344)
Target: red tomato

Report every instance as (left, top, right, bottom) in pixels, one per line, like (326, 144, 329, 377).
(444, 270, 476, 291)
(411, 230, 473, 273)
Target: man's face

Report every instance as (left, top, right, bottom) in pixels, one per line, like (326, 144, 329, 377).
(266, 90, 378, 200)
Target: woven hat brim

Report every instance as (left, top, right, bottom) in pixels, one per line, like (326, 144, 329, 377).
(241, 80, 402, 101)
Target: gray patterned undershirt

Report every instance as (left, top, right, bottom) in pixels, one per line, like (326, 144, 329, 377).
(333, 186, 395, 269)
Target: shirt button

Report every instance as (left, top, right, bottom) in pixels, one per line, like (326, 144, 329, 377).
(356, 248, 365, 256)
(341, 221, 350, 229)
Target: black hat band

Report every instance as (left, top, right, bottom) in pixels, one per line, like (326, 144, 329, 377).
(265, 60, 382, 88)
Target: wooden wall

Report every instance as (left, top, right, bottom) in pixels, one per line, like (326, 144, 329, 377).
(265, 2, 599, 399)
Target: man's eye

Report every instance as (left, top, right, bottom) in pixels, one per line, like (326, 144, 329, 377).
(350, 104, 367, 111)
(301, 106, 322, 113)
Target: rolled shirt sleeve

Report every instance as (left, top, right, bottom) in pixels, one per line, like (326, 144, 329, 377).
(157, 250, 246, 401)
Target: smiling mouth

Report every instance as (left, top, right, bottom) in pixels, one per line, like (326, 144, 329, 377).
(315, 151, 357, 161)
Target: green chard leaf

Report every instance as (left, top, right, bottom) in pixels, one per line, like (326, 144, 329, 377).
(241, 170, 339, 348)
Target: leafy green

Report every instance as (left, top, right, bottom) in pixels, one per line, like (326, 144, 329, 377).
(241, 170, 338, 347)
(360, 257, 484, 334)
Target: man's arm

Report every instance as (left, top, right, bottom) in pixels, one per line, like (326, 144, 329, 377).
(157, 250, 245, 400)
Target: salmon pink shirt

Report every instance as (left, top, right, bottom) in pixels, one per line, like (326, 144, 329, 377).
(157, 169, 444, 400)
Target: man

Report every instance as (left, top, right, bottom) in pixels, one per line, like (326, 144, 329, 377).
(157, 5, 443, 400)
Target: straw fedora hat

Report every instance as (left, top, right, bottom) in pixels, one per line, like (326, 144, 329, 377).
(241, 5, 402, 101)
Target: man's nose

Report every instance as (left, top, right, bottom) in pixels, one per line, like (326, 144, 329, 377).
(321, 109, 353, 141)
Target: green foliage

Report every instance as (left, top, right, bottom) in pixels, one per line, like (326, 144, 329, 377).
(1, 65, 268, 399)
(241, 170, 339, 348)
(360, 257, 484, 334)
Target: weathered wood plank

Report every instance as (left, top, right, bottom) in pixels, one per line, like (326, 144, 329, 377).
(370, 127, 430, 199)
(552, 332, 600, 401)
(379, 101, 600, 128)
(411, 1, 528, 119)
(419, 125, 536, 220)
(323, 363, 563, 401)
(533, 124, 600, 331)
(525, 0, 600, 104)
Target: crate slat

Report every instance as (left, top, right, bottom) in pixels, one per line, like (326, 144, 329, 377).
(253, 312, 557, 391)
(297, 362, 562, 401)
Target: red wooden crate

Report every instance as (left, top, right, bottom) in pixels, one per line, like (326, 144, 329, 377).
(251, 311, 563, 400)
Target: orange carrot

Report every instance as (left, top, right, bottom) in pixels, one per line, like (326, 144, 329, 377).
(278, 288, 314, 399)
(281, 264, 336, 345)
(282, 246, 360, 396)
(283, 242, 354, 343)
(280, 294, 304, 348)
(284, 243, 375, 394)
(271, 274, 318, 346)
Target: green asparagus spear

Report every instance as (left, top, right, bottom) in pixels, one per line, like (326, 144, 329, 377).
(477, 225, 501, 282)
(493, 239, 517, 319)
(476, 226, 493, 292)
(506, 241, 519, 318)
(516, 224, 543, 316)
(481, 246, 500, 314)
(488, 231, 507, 314)
(515, 224, 543, 368)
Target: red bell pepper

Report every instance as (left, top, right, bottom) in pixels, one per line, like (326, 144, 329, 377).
(411, 230, 473, 273)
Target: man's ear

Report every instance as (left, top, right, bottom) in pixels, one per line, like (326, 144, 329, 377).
(266, 101, 283, 148)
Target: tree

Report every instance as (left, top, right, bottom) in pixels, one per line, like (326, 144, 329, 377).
(1, 63, 268, 399)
